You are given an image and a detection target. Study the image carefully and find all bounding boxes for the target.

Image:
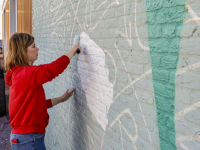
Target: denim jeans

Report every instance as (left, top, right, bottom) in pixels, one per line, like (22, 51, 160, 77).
(10, 131, 46, 150)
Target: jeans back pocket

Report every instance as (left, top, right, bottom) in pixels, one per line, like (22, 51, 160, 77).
(11, 139, 27, 150)
(10, 132, 33, 150)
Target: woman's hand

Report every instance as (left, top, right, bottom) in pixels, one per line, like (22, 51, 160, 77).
(71, 45, 82, 56)
(60, 88, 75, 103)
(65, 45, 82, 60)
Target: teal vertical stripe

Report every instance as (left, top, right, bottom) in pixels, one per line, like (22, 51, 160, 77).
(145, 0, 186, 149)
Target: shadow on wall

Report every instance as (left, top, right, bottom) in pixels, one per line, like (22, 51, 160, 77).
(71, 71, 88, 150)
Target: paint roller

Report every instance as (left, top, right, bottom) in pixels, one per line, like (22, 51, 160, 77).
(73, 35, 81, 54)
(73, 35, 87, 54)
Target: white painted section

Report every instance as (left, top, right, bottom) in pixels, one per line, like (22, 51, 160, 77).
(77, 32, 113, 131)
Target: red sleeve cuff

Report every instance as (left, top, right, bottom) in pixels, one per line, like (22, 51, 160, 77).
(46, 99, 53, 109)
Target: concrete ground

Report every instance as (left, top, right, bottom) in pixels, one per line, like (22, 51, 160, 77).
(0, 73, 11, 150)
(0, 115, 11, 150)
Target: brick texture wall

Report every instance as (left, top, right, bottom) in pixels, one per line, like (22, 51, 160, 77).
(32, 0, 200, 149)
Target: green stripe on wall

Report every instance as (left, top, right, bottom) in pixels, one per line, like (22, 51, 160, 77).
(145, 0, 186, 149)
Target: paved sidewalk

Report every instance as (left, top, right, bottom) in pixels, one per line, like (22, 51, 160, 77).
(0, 115, 12, 150)
(0, 72, 11, 150)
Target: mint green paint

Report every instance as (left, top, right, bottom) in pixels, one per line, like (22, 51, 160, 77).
(145, 0, 186, 149)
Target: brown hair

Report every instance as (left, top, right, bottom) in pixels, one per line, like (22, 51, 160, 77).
(5, 32, 34, 71)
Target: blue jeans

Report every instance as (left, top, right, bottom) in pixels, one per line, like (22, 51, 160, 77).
(10, 131, 46, 150)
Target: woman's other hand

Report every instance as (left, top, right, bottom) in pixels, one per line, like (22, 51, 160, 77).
(60, 88, 75, 103)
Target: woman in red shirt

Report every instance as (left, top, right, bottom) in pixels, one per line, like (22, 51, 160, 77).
(5, 32, 81, 150)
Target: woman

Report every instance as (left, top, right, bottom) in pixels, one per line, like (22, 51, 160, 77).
(5, 32, 81, 150)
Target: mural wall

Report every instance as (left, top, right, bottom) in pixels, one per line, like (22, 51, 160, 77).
(32, 0, 200, 149)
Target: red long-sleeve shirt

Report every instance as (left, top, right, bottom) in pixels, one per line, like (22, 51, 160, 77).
(5, 55, 70, 134)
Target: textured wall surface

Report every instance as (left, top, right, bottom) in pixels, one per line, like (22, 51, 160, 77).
(32, 0, 200, 150)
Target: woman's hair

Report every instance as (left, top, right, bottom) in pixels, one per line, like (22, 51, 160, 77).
(5, 32, 34, 71)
